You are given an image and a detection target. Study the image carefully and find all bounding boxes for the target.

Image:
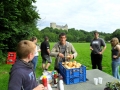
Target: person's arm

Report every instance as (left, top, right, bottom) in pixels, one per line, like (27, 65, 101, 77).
(8, 70, 23, 90)
(117, 45, 120, 58)
(118, 45, 120, 57)
(33, 84, 44, 90)
(47, 49, 50, 54)
(101, 45, 106, 54)
(90, 41, 93, 51)
(37, 44, 41, 52)
(90, 46, 93, 51)
(50, 43, 59, 57)
(100, 39, 106, 54)
(46, 42, 50, 55)
(113, 45, 120, 58)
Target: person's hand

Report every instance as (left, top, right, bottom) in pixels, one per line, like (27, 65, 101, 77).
(90, 47, 93, 51)
(99, 52, 102, 55)
(67, 54, 74, 60)
(58, 53, 64, 58)
(38, 49, 41, 52)
(33, 84, 44, 90)
(113, 55, 118, 59)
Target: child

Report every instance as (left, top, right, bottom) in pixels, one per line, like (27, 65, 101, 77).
(8, 40, 44, 90)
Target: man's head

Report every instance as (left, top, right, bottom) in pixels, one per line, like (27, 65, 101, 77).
(94, 31, 99, 39)
(17, 40, 36, 61)
(59, 33, 67, 45)
(44, 36, 49, 41)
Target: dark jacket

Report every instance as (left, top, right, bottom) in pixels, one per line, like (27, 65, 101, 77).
(8, 59, 38, 90)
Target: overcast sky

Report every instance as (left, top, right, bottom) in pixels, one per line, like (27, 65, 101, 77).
(33, 0, 120, 33)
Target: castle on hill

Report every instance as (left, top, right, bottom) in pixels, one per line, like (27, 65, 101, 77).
(50, 22, 68, 31)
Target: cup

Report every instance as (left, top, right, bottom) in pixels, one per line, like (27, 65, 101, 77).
(98, 77, 103, 84)
(94, 78, 98, 85)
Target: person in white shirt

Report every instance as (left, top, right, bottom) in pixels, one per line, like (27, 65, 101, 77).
(30, 36, 40, 71)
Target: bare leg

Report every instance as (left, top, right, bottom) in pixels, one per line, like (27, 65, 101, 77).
(45, 63, 51, 70)
(42, 63, 46, 70)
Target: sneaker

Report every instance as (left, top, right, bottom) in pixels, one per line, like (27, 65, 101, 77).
(43, 69, 48, 72)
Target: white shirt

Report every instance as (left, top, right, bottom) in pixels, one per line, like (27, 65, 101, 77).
(34, 45, 39, 56)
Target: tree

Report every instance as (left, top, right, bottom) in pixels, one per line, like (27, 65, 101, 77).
(111, 29, 120, 41)
(0, 0, 40, 63)
(0, 0, 40, 50)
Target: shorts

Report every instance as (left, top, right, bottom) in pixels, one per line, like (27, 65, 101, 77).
(41, 55, 52, 63)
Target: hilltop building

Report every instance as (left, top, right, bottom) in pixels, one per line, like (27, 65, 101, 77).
(50, 22, 68, 31)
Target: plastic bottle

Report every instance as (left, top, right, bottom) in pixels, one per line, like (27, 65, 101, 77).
(54, 72, 58, 84)
(48, 83, 52, 90)
(42, 76, 48, 89)
(59, 80, 64, 90)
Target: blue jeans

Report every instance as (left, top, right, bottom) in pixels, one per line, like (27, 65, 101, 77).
(112, 58, 120, 79)
(31, 56, 38, 71)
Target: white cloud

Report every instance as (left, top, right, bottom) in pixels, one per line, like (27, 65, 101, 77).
(34, 0, 120, 33)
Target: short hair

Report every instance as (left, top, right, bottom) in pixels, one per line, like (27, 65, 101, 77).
(44, 36, 48, 41)
(30, 36, 37, 41)
(94, 30, 99, 34)
(17, 40, 36, 59)
(110, 37, 119, 46)
(59, 33, 66, 38)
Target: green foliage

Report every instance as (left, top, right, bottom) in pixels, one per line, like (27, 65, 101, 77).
(0, 0, 40, 62)
(111, 29, 120, 41)
(38, 27, 111, 43)
(105, 34, 111, 42)
(0, 50, 7, 65)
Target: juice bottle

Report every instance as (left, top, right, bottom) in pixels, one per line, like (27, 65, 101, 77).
(54, 72, 58, 84)
(42, 75, 48, 89)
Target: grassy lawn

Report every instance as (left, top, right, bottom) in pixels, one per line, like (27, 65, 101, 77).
(0, 42, 112, 89)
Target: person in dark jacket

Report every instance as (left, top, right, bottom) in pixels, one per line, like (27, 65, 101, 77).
(8, 40, 44, 90)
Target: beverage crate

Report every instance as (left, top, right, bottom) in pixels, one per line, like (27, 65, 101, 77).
(59, 62, 86, 85)
(59, 62, 86, 77)
(6, 52, 16, 64)
(61, 73, 86, 85)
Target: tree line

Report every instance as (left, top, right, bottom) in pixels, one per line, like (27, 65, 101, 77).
(38, 27, 120, 43)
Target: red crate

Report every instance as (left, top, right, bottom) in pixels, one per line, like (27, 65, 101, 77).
(6, 52, 16, 64)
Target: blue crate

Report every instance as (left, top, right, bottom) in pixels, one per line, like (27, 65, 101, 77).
(59, 62, 86, 85)
(59, 62, 86, 78)
(63, 74, 86, 85)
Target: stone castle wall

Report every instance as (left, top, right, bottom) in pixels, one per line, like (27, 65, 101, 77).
(50, 22, 68, 31)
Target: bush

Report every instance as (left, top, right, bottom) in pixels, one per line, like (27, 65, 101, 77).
(0, 50, 7, 64)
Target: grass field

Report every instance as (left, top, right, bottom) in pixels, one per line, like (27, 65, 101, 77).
(0, 43, 112, 89)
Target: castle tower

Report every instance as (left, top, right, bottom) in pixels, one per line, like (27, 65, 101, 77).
(50, 22, 56, 29)
(64, 24, 68, 31)
(50, 22, 68, 31)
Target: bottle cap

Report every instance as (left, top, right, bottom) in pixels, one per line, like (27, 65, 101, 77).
(43, 75, 46, 79)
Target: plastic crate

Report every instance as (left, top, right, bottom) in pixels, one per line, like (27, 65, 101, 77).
(61, 73, 86, 85)
(59, 62, 86, 77)
(59, 62, 86, 85)
(6, 52, 16, 64)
